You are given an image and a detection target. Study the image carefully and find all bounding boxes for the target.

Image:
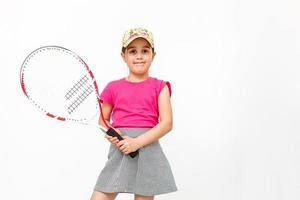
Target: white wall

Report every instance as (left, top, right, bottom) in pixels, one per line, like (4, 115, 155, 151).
(0, 0, 299, 199)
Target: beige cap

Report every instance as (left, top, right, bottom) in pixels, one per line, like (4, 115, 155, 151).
(122, 27, 154, 50)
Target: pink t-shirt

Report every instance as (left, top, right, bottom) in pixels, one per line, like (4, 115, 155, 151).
(100, 77, 171, 128)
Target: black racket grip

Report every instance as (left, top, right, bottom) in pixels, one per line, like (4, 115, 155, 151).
(106, 128, 139, 158)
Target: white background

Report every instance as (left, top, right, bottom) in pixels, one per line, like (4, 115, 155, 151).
(1, 0, 299, 199)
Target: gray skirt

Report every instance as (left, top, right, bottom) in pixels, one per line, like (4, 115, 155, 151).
(94, 128, 177, 196)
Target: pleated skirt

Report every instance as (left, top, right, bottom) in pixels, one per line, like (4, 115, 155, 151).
(94, 128, 177, 196)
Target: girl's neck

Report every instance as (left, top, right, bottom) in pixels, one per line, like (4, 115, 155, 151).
(126, 74, 149, 83)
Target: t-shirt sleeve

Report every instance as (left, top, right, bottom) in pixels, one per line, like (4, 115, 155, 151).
(159, 80, 172, 97)
(99, 82, 114, 106)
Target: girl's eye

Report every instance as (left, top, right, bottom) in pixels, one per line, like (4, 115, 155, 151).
(129, 49, 137, 54)
(142, 49, 150, 54)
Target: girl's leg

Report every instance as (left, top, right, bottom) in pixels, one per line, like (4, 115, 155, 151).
(134, 194, 154, 200)
(90, 191, 118, 200)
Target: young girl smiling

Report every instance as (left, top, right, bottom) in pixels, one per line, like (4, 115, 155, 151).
(91, 28, 177, 200)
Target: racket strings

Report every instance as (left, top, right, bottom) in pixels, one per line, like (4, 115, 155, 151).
(65, 75, 89, 100)
(67, 85, 93, 114)
(66, 75, 94, 114)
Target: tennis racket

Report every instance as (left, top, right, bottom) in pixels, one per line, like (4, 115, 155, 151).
(20, 45, 138, 158)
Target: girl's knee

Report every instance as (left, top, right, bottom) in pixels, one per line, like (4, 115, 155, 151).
(90, 191, 117, 200)
(134, 194, 154, 200)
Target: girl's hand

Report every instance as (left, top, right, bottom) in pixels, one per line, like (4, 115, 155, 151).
(104, 128, 122, 145)
(116, 136, 140, 155)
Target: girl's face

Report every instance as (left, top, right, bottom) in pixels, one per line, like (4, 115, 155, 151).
(121, 38, 155, 79)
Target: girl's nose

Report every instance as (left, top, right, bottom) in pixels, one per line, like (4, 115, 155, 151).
(136, 52, 142, 59)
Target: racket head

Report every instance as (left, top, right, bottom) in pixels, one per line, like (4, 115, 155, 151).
(20, 46, 102, 124)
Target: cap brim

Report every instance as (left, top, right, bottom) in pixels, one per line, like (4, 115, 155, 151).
(123, 36, 154, 49)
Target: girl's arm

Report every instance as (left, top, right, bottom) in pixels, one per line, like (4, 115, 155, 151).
(135, 85, 173, 147)
(99, 102, 122, 144)
(98, 102, 112, 127)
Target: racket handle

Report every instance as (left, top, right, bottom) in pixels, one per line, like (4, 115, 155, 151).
(106, 127, 139, 158)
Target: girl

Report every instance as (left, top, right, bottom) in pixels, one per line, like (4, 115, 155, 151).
(91, 28, 177, 200)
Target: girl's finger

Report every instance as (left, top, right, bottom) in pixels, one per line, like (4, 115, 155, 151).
(110, 137, 118, 143)
(112, 139, 120, 145)
(122, 149, 129, 155)
(119, 145, 126, 151)
(104, 135, 110, 139)
(116, 140, 124, 148)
